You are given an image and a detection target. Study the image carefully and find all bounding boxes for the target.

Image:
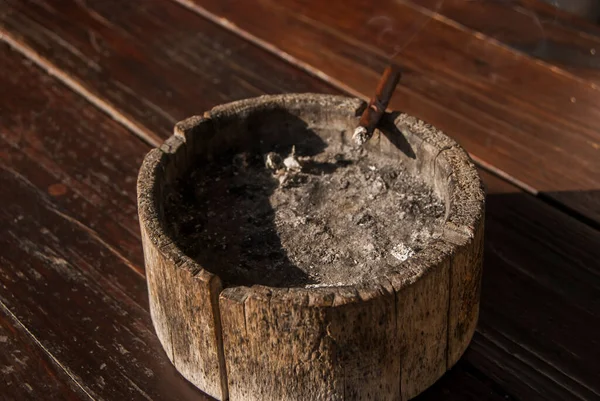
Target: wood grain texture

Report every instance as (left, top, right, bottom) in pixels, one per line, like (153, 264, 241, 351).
(0, 42, 146, 299)
(137, 94, 600, 401)
(0, 44, 145, 270)
(0, 306, 88, 401)
(139, 94, 484, 400)
(392, 253, 449, 400)
(1, 2, 599, 399)
(475, 170, 600, 401)
(0, 0, 336, 143)
(179, 0, 600, 226)
(220, 285, 401, 401)
(406, 0, 600, 83)
(138, 141, 227, 400)
(0, 43, 211, 401)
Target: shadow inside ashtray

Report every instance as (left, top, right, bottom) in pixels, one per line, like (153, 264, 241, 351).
(165, 109, 435, 289)
(164, 110, 350, 288)
(380, 111, 417, 160)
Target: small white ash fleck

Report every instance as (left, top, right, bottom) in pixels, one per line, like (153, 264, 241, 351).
(278, 174, 288, 185)
(353, 126, 369, 145)
(391, 243, 415, 262)
(1, 365, 15, 374)
(266, 147, 303, 174)
(305, 282, 344, 288)
(283, 156, 301, 171)
(410, 229, 433, 245)
(265, 152, 283, 171)
(368, 176, 387, 197)
(283, 146, 302, 171)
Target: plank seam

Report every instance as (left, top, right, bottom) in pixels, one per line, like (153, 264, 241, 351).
(3, 0, 597, 234)
(171, 0, 365, 99)
(169, 0, 600, 233)
(477, 327, 600, 400)
(0, 161, 147, 283)
(396, 0, 600, 90)
(538, 192, 600, 232)
(0, 5, 596, 398)
(0, 300, 98, 401)
(0, 30, 162, 149)
(446, 253, 453, 371)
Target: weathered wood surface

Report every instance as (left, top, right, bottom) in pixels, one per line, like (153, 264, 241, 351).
(3, 0, 600, 228)
(138, 142, 227, 400)
(3, 0, 599, 224)
(0, 1, 599, 400)
(0, 306, 88, 401)
(0, 0, 336, 143)
(0, 45, 145, 269)
(406, 0, 600, 83)
(475, 171, 600, 401)
(139, 95, 484, 400)
(176, 0, 600, 227)
(0, 43, 210, 401)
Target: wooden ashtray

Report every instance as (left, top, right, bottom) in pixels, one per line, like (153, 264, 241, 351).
(137, 94, 485, 401)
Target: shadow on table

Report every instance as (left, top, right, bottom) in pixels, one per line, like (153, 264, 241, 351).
(415, 186, 600, 400)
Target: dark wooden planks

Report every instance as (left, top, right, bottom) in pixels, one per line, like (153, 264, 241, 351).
(0, 53, 146, 271)
(179, 0, 600, 226)
(406, 0, 600, 83)
(0, 306, 88, 401)
(474, 171, 600, 401)
(1, 2, 599, 399)
(0, 30, 498, 400)
(3, 0, 600, 225)
(0, 0, 336, 143)
(415, 356, 515, 401)
(0, 181, 209, 401)
(519, 0, 600, 35)
(0, 43, 211, 401)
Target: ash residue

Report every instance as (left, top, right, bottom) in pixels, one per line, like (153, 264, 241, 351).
(164, 147, 445, 288)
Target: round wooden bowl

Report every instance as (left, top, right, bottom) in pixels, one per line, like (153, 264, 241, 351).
(137, 94, 485, 401)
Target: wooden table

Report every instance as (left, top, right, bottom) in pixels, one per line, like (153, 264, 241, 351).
(1, 1, 598, 400)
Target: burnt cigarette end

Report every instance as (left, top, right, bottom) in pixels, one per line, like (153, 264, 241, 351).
(354, 65, 401, 146)
(352, 126, 369, 145)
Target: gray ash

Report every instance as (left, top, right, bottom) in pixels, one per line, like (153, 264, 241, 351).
(164, 147, 445, 288)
